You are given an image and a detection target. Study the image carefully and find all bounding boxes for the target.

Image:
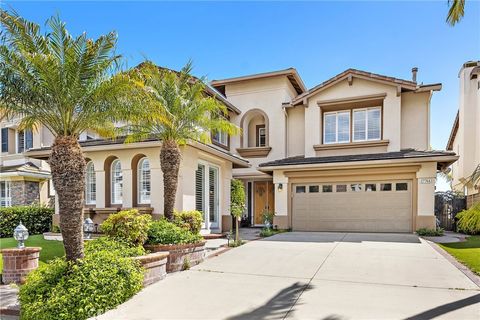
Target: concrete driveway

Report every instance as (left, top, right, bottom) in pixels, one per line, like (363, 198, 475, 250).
(96, 232, 480, 320)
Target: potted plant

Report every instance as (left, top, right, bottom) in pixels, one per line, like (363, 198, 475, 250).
(144, 211, 205, 272)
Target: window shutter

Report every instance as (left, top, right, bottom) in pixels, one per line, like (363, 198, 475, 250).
(1, 128, 8, 153)
(208, 168, 217, 223)
(18, 131, 25, 153)
(195, 165, 204, 212)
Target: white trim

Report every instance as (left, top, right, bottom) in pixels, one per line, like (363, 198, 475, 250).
(323, 110, 351, 144)
(352, 107, 381, 142)
(196, 160, 221, 231)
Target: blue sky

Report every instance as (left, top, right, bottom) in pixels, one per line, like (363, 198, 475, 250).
(3, 1, 480, 188)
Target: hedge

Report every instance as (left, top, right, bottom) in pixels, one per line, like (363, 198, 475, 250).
(457, 203, 480, 235)
(0, 206, 53, 238)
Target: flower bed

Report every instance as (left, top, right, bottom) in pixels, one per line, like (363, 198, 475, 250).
(145, 241, 206, 272)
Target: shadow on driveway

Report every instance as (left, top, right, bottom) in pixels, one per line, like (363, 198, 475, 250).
(404, 293, 480, 320)
(226, 282, 311, 320)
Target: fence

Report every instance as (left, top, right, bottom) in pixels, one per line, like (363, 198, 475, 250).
(434, 191, 466, 231)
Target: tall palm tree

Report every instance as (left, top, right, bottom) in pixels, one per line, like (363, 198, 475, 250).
(128, 61, 240, 220)
(0, 11, 144, 262)
(447, 0, 465, 26)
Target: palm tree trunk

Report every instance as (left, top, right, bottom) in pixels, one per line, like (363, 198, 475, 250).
(49, 136, 86, 262)
(160, 139, 181, 220)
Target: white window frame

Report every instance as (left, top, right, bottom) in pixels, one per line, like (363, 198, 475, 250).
(195, 161, 220, 230)
(85, 161, 96, 205)
(0, 181, 12, 207)
(137, 157, 151, 204)
(257, 127, 266, 147)
(111, 159, 123, 205)
(323, 110, 351, 144)
(352, 107, 382, 142)
(213, 130, 228, 147)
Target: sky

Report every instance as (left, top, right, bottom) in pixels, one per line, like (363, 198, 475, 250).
(2, 0, 480, 190)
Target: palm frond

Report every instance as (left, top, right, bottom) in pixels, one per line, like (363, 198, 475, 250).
(446, 0, 465, 26)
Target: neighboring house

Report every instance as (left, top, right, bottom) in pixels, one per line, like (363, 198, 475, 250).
(212, 67, 457, 232)
(6, 65, 457, 234)
(447, 61, 480, 207)
(0, 118, 52, 207)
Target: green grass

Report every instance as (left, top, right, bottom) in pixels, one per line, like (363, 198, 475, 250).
(0, 234, 65, 271)
(439, 236, 480, 275)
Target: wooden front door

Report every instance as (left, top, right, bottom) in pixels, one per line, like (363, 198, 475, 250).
(254, 181, 275, 225)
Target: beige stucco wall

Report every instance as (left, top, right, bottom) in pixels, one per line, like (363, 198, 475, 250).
(451, 64, 480, 196)
(287, 106, 305, 157)
(401, 92, 430, 150)
(304, 78, 402, 157)
(78, 144, 233, 232)
(226, 76, 299, 177)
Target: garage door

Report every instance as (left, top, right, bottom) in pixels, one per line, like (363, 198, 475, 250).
(292, 180, 412, 232)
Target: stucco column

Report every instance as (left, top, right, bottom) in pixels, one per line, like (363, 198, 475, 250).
(95, 170, 105, 208)
(121, 169, 133, 208)
(150, 168, 163, 215)
(415, 162, 436, 229)
(273, 171, 289, 229)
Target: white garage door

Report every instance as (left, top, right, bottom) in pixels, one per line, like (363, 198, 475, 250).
(292, 180, 412, 232)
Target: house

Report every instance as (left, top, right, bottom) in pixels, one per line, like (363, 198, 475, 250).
(3, 65, 457, 234)
(447, 61, 480, 208)
(212, 67, 457, 232)
(0, 118, 52, 207)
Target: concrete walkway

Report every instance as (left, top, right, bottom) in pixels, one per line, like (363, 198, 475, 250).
(96, 232, 480, 320)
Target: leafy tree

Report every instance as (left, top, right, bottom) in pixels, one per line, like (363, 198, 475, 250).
(0, 11, 145, 261)
(231, 179, 246, 244)
(446, 0, 465, 26)
(127, 61, 240, 220)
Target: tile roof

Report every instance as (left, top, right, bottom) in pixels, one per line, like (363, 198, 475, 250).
(259, 149, 457, 167)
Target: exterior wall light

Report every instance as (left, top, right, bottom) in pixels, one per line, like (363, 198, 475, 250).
(278, 183, 283, 192)
(13, 222, 29, 248)
(83, 218, 94, 239)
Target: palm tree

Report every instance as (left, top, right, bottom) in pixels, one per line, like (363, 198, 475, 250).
(446, 0, 465, 26)
(0, 11, 144, 262)
(128, 61, 240, 220)
(463, 164, 480, 190)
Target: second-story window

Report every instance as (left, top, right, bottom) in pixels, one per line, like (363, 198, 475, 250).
(1, 128, 8, 153)
(17, 130, 33, 153)
(324, 111, 350, 144)
(85, 161, 96, 205)
(353, 108, 381, 142)
(256, 125, 266, 147)
(213, 131, 228, 147)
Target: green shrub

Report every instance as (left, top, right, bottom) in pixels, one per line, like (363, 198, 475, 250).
(0, 205, 53, 237)
(19, 241, 144, 320)
(416, 228, 445, 236)
(100, 209, 152, 246)
(262, 210, 275, 227)
(85, 237, 145, 257)
(457, 203, 480, 235)
(173, 210, 203, 234)
(146, 219, 203, 245)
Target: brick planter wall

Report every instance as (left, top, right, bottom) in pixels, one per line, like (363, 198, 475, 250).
(144, 241, 206, 273)
(1, 247, 41, 285)
(133, 252, 169, 286)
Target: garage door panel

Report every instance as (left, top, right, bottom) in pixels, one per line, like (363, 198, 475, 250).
(292, 180, 412, 233)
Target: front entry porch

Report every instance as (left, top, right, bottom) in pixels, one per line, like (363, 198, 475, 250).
(242, 180, 275, 227)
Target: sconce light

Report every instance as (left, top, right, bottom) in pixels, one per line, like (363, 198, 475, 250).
(278, 183, 283, 192)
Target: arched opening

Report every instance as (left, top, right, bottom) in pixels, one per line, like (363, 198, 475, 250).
(85, 160, 96, 205)
(240, 109, 270, 148)
(131, 154, 150, 207)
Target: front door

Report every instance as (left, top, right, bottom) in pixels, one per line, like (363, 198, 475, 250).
(254, 181, 275, 225)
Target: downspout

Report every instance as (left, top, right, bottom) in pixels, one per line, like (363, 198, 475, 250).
(282, 105, 289, 157)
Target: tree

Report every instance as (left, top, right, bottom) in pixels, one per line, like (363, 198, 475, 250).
(128, 61, 240, 220)
(0, 11, 144, 262)
(446, 0, 465, 26)
(231, 179, 246, 245)
(463, 164, 480, 191)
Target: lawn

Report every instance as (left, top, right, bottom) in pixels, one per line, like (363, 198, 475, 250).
(439, 236, 480, 275)
(0, 234, 65, 271)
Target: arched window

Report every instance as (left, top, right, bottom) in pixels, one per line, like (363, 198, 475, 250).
(85, 161, 96, 204)
(111, 159, 123, 204)
(138, 158, 151, 204)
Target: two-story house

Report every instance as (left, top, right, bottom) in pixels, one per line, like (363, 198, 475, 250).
(447, 61, 480, 208)
(212, 67, 457, 232)
(0, 118, 52, 207)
